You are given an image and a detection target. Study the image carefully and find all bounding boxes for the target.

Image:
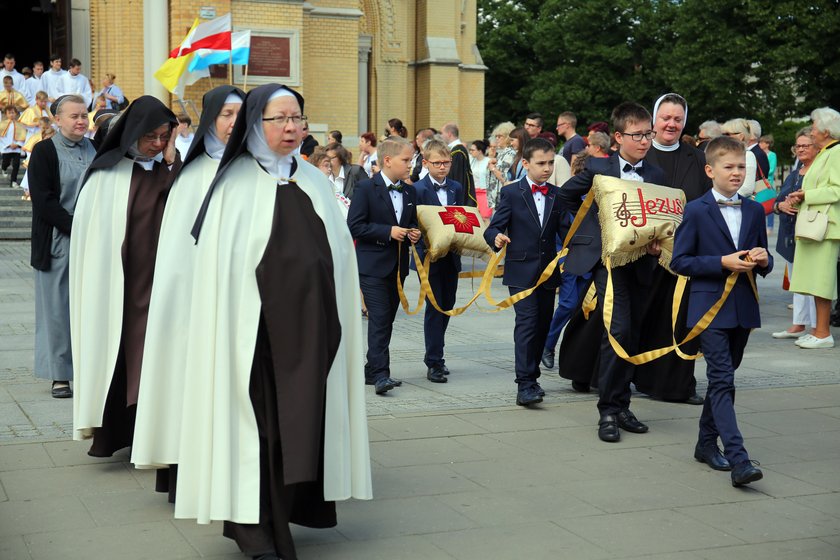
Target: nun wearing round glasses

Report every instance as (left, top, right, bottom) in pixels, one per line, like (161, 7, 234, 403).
(70, 96, 181, 458)
(131, 86, 243, 475)
(173, 84, 371, 560)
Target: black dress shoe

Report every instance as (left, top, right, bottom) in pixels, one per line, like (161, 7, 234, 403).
(541, 348, 555, 369)
(374, 378, 397, 395)
(616, 409, 648, 433)
(534, 383, 545, 397)
(684, 393, 705, 405)
(390, 377, 403, 386)
(731, 461, 763, 487)
(426, 367, 447, 383)
(571, 381, 590, 393)
(439, 365, 450, 376)
(598, 414, 620, 442)
(516, 387, 543, 406)
(51, 382, 72, 399)
(694, 443, 731, 471)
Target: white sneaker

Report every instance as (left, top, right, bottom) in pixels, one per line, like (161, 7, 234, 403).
(772, 330, 806, 339)
(795, 334, 815, 346)
(797, 335, 835, 349)
(11, 181, 19, 189)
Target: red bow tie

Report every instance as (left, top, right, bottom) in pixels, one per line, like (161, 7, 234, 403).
(531, 183, 548, 195)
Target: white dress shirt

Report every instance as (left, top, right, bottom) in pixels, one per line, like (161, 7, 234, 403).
(618, 155, 644, 182)
(381, 172, 403, 223)
(431, 177, 448, 206)
(331, 165, 345, 194)
(527, 179, 547, 226)
(711, 189, 742, 248)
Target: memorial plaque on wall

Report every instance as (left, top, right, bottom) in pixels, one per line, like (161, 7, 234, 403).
(250, 35, 291, 77)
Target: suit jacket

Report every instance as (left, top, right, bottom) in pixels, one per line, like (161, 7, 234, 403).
(413, 175, 464, 272)
(347, 172, 418, 279)
(448, 143, 476, 207)
(340, 163, 368, 199)
(670, 189, 773, 329)
(646, 143, 712, 202)
(484, 177, 564, 289)
(557, 151, 667, 276)
(750, 144, 771, 182)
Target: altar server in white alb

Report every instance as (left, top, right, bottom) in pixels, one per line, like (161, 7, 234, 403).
(60, 59, 92, 109)
(39, 55, 67, 103)
(131, 85, 243, 475)
(171, 83, 371, 560)
(70, 96, 181, 457)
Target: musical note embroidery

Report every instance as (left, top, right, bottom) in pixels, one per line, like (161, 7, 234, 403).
(628, 230, 639, 246)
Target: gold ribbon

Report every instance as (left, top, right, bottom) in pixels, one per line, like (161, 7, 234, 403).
(394, 185, 760, 365)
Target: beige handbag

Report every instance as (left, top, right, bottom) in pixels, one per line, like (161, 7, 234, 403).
(795, 206, 830, 241)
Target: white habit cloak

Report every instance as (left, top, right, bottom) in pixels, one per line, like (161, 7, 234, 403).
(171, 154, 372, 524)
(132, 153, 219, 468)
(70, 158, 134, 439)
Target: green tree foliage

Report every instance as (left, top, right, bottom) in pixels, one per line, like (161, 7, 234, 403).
(478, 0, 840, 150)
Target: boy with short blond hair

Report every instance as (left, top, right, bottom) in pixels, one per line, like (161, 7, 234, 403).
(1, 75, 29, 114)
(670, 135, 772, 487)
(414, 138, 464, 382)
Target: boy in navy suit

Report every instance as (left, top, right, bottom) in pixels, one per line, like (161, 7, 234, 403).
(484, 137, 564, 406)
(347, 136, 421, 395)
(558, 102, 667, 443)
(670, 136, 772, 486)
(413, 139, 464, 383)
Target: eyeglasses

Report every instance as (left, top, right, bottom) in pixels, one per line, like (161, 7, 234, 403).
(794, 143, 814, 150)
(262, 114, 308, 127)
(426, 160, 452, 168)
(618, 130, 656, 141)
(722, 132, 740, 137)
(141, 133, 170, 143)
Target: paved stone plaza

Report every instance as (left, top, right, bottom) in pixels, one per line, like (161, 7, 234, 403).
(1, 239, 839, 559)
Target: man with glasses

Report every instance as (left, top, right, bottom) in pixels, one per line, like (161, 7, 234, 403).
(558, 102, 667, 443)
(556, 111, 586, 164)
(524, 112, 544, 139)
(696, 120, 723, 151)
(412, 139, 465, 383)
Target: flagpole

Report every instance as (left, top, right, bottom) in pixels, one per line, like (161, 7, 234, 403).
(243, 64, 249, 91)
(228, 50, 233, 86)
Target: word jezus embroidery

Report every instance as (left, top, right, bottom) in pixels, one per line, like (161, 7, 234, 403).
(613, 188, 685, 229)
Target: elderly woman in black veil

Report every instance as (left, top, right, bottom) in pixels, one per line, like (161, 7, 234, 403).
(168, 84, 370, 560)
(70, 96, 181, 457)
(131, 85, 243, 474)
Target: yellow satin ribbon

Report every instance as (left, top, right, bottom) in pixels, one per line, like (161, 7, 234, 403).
(394, 184, 760, 365)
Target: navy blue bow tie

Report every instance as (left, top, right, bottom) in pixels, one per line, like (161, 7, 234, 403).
(433, 183, 446, 191)
(623, 163, 643, 175)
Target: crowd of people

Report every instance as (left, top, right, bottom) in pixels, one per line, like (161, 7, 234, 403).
(15, 42, 840, 556)
(1, 52, 122, 194)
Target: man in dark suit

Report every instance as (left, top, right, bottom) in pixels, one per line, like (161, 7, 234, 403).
(670, 136, 772, 487)
(441, 122, 476, 206)
(413, 139, 464, 383)
(347, 137, 421, 395)
(484, 137, 565, 406)
(558, 102, 667, 443)
(326, 142, 367, 199)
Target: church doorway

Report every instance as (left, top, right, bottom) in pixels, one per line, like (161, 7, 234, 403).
(0, 0, 69, 70)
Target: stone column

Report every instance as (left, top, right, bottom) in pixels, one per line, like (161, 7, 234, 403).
(143, 0, 169, 103)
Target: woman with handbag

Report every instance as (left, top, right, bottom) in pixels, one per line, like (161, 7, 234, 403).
(787, 107, 840, 349)
(771, 127, 818, 340)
